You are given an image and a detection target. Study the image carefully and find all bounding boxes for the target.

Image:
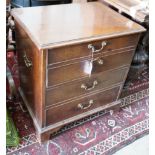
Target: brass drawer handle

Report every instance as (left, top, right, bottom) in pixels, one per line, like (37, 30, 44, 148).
(23, 52, 33, 68)
(81, 80, 98, 91)
(78, 100, 94, 110)
(88, 41, 107, 53)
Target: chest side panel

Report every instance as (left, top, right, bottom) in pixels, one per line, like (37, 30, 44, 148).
(15, 21, 46, 127)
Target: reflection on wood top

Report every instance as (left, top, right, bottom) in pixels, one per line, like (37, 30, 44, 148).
(11, 2, 145, 49)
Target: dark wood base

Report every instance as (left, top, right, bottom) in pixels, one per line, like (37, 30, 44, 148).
(18, 87, 121, 143)
(37, 126, 62, 143)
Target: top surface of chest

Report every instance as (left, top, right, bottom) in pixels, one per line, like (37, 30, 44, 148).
(11, 2, 145, 49)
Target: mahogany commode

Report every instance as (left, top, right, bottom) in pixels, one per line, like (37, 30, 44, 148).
(11, 2, 145, 142)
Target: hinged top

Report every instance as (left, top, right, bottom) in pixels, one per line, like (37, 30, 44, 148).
(11, 2, 145, 49)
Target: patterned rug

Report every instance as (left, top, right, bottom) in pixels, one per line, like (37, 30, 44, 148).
(6, 52, 149, 155)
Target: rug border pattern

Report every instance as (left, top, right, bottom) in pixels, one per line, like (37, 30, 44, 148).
(79, 119, 149, 155)
(6, 88, 149, 154)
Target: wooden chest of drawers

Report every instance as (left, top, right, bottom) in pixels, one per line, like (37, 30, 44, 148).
(11, 2, 145, 142)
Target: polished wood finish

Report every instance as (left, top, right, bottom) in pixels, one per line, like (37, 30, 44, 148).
(11, 2, 145, 142)
(47, 34, 139, 65)
(11, 2, 145, 49)
(47, 49, 135, 87)
(46, 67, 128, 107)
(15, 21, 46, 127)
(46, 86, 120, 125)
(99, 0, 149, 86)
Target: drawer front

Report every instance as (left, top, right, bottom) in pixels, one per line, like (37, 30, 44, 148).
(47, 50, 134, 87)
(46, 86, 120, 125)
(48, 34, 139, 65)
(46, 67, 128, 107)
